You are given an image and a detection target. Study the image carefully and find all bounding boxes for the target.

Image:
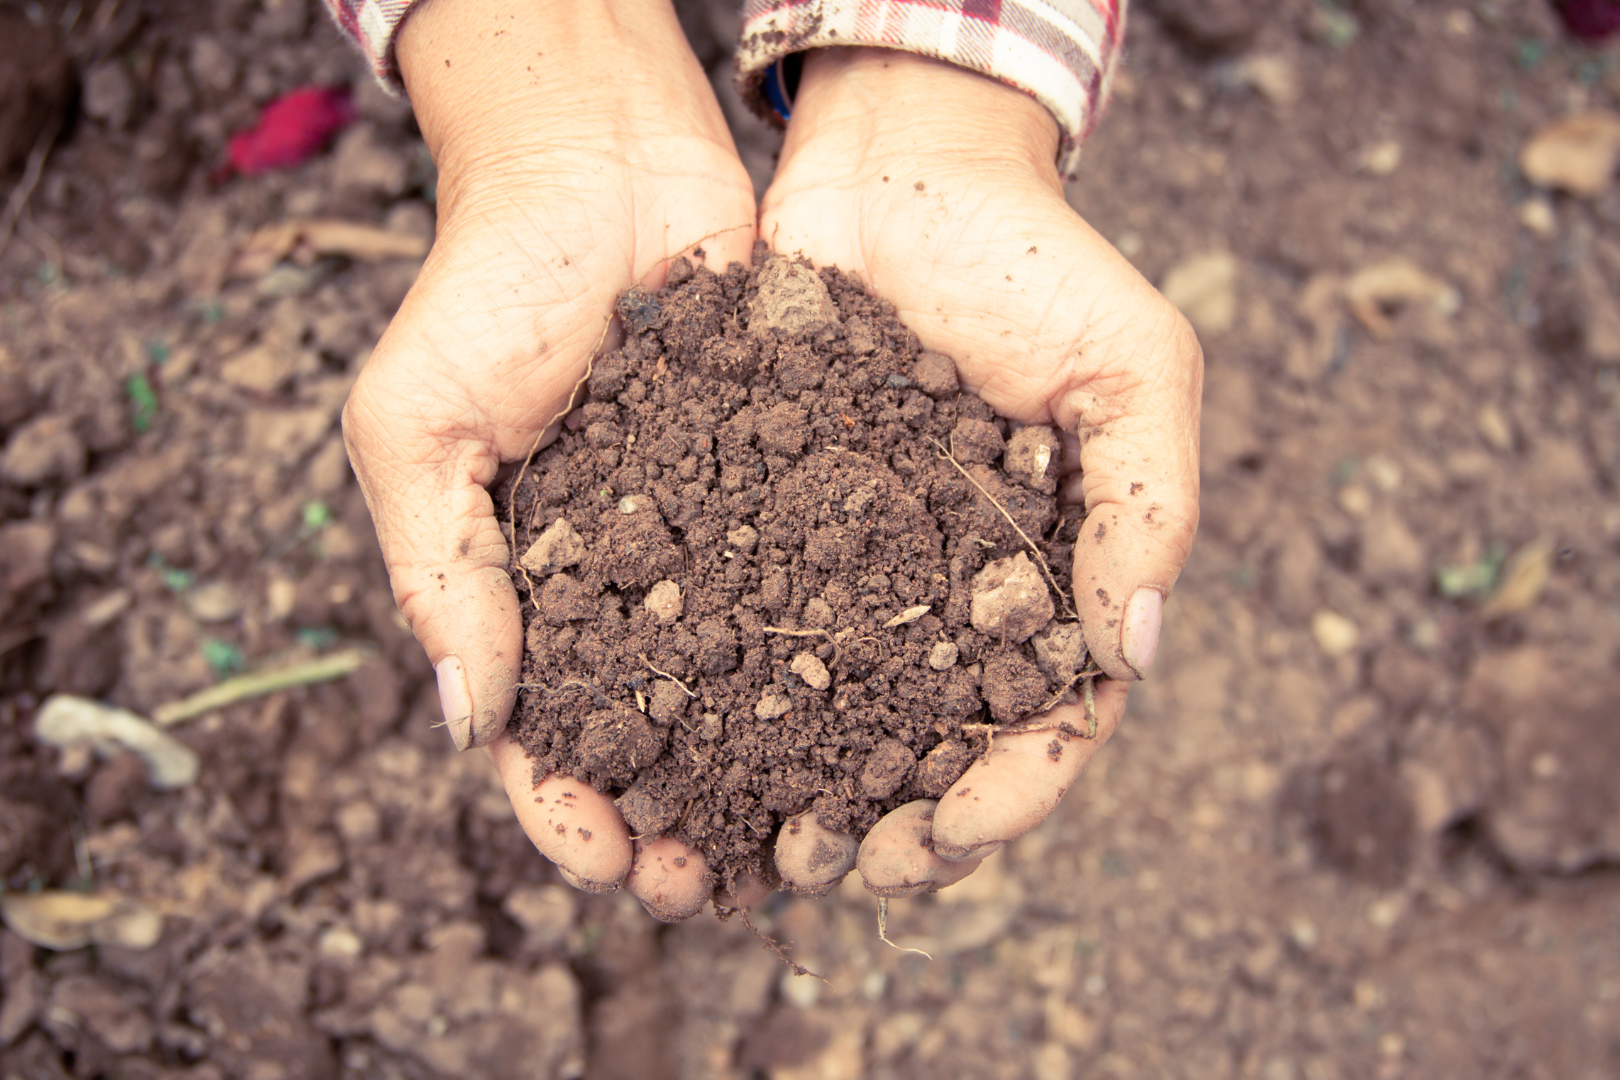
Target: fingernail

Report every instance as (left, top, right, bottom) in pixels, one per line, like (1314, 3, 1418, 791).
(558, 866, 620, 895)
(935, 839, 1003, 862)
(1121, 587, 1163, 677)
(435, 655, 473, 751)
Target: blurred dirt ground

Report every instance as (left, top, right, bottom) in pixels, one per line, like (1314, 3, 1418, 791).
(2, 1, 1620, 1078)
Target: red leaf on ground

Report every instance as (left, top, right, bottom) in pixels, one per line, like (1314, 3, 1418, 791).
(213, 85, 355, 182)
(1553, 0, 1620, 40)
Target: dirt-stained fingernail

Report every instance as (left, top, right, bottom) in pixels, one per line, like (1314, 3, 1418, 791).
(1121, 587, 1163, 677)
(435, 656, 473, 751)
(935, 839, 1003, 863)
(557, 865, 619, 895)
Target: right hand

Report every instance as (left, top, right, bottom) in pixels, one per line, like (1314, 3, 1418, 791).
(760, 49, 1203, 897)
(341, 0, 754, 918)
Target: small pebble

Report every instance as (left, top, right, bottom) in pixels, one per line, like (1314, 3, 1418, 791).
(754, 691, 793, 721)
(928, 641, 960, 670)
(790, 652, 831, 691)
(885, 374, 912, 389)
(700, 713, 723, 740)
(520, 517, 585, 575)
(185, 581, 242, 623)
(644, 580, 683, 626)
(1311, 610, 1360, 657)
(727, 524, 759, 553)
(618, 494, 647, 515)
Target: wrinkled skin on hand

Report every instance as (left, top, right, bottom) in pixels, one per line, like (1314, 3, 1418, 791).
(760, 49, 1202, 895)
(345, 4, 1201, 916)
(341, 0, 753, 915)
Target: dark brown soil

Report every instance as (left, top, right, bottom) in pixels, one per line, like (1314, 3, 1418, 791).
(499, 249, 1085, 886)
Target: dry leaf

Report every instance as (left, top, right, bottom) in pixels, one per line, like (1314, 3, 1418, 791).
(1480, 536, 1555, 618)
(34, 695, 198, 789)
(0, 891, 162, 951)
(1519, 110, 1620, 198)
(1345, 259, 1459, 338)
(232, 218, 430, 279)
(883, 604, 933, 629)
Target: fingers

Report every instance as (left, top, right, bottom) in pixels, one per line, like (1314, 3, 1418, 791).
(487, 735, 632, 890)
(856, 800, 982, 898)
(931, 681, 1128, 860)
(342, 344, 541, 752)
(775, 810, 859, 897)
(1050, 277, 1202, 682)
(626, 837, 713, 922)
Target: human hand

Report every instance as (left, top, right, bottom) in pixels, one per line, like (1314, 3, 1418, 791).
(760, 48, 1203, 894)
(341, 0, 754, 916)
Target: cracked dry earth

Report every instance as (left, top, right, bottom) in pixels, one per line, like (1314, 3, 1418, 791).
(3, 1, 1620, 1079)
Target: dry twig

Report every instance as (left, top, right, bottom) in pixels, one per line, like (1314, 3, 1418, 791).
(763, 626, 843, 667)
(0, 118, 61, 263)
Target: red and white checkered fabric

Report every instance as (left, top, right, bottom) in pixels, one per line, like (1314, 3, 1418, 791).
(321, 0, 1126, 168)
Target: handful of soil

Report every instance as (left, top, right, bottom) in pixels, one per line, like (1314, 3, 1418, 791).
(496, 248, 1091, 890)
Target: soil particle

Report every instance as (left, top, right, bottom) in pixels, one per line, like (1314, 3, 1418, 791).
(577, 707, 667, 786)
(1004, 426, 1064, 494)
(911, 351, 960, 398)
(981, 648, 1050, 723)
(950, 419, 1006, 464)
(1033, 622, 1090, 683)
(970, 553, 1056, 644)
(916, 739, 976, 798)
(859, 739, 917, 800)
(520, 517, 585, 576)
(644, 580, 683, 626)
(0, 415, 87, 487)
(499, 257, 1077, 885)
(789, 652, 831, 691)
(749, 255, 841, 339)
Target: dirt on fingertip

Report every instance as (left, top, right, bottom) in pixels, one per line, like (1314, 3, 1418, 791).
(495, 244, 1089, 888)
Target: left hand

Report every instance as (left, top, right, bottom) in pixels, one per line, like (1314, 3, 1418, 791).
(760, 48, 1204, 894)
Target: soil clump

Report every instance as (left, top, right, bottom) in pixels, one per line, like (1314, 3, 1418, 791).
(499, 249, 1086, 888)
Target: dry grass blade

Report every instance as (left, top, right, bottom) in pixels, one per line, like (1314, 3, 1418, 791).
(929, 436, 1075, 618)
(0, 118, 60, 262)
(152, 647, 375, 726)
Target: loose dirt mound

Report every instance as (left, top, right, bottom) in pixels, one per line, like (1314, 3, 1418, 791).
(500, 250, 1090, 886)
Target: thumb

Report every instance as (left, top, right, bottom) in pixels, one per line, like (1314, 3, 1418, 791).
(343, 391, 526, 750)
(1052, 286, 1202, 681)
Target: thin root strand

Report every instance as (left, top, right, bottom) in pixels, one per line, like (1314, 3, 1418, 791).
(640, 654, 697, 698)
(877, 898, 934, 960)
(930, 436, 1075, 619)
(739, 908, 829, 982)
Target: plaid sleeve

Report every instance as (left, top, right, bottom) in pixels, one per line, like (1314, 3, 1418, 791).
(323, 0, 417, 88)
(736, 0, 1127, 175)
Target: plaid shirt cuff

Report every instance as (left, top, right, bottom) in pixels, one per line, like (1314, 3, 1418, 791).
(737, 0, 1126, 176)
(324, 0, 416, 88)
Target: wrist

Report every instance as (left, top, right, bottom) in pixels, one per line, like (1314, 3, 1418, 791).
(783, 47, 1062, 191)
(398, 0, 731, 208)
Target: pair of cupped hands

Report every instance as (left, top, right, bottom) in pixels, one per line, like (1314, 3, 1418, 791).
(342, 0, 1202, 920)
